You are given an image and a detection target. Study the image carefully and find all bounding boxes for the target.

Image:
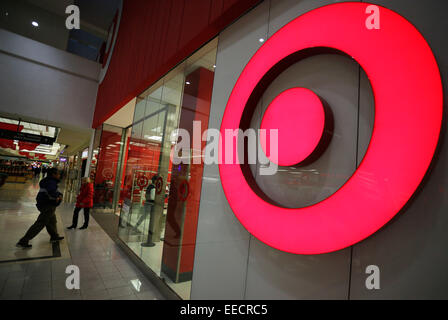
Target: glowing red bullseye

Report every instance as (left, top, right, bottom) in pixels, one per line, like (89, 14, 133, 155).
(218, 2, 443, 254)
(260, 87, 325, 166)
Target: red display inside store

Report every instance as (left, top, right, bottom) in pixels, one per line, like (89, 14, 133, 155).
(93, 129, 122, 206)
(120, 133, 173, 204)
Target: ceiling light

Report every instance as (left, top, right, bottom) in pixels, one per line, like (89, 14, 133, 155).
(185, 81, 191, 85)
(144, 135, 162, 141)
(259, 38, 265, 43)
(31, 21, 39, 27)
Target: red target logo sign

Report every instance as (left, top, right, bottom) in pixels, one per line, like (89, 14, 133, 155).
(155, 176, 164, 194)
(136, 175, 149, 189)
(102, 168, 114, 180)
(218, 3, 443, 254)
(99, 1, 122, 83)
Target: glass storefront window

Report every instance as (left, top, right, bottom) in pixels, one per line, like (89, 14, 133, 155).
(92, 124, 125, 213)
(118, 38, 218, 299)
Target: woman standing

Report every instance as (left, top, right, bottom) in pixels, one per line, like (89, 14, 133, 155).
(67, 177, 94, 230)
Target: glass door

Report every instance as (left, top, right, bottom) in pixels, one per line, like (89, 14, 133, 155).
(118, 99, 178, 275)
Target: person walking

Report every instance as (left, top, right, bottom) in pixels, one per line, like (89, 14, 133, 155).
(16, 168, 64, 248)
(67, 177, 94, 230)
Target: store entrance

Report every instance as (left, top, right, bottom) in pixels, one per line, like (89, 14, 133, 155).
(113, 38, 217, 300)
(118, 102, 177, 272)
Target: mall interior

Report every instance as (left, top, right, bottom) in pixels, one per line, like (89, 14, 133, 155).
(0, 0, 447, 300)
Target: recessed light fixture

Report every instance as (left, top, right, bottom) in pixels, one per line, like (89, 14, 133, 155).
(31, 21, 39, 27)
(144, 135, 162, 141)
(185, 81, 191, 85)
(259, 38, 265, 43)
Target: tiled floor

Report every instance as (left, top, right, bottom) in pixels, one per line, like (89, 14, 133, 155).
(118, 205, 191, 299)
(0, 179, 166, 300)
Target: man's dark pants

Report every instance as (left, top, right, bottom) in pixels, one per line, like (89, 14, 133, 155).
(20, 206, 59, 243)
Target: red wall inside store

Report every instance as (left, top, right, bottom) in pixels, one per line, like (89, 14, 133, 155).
(94, 130, 122, 186)
(121, 137, 173, 202)
(92, 130, 123, 206)
(92, 0, 260, 128)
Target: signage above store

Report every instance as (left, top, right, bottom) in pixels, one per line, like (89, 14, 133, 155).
(98, 0, 122, 84)
(218, 2, 443, 254)
(0, 129, 56, 145)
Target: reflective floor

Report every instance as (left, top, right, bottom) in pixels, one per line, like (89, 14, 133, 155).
(119, 206, 191, 300)
(0, 179, 165, 300)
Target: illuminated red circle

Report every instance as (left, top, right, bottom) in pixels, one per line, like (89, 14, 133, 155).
(260, 87, 325, 166)
(137, 175, 148, 189)
(218, 3, 443, 254)
(155, 176, 163, 194)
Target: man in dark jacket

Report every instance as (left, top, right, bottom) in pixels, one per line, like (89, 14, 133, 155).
(16, 168, 64, 248)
